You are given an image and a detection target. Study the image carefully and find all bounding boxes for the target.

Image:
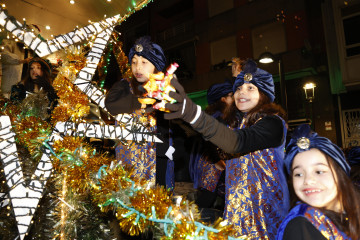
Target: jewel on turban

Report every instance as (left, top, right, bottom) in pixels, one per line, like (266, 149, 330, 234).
(284, 124, 350, 175)
(128, 36, 166, 72)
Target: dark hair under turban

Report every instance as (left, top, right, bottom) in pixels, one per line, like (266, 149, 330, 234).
(284, 124, 350, 175)
(207, 80, 233, 105)
(233, 59, 275, 102)
(128, 36, 166, 72)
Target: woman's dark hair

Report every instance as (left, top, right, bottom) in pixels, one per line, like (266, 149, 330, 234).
(245, 91, 287, 126)
(222, 103, 239, 128)
(325, 155, 360, 239)
(223, 91, 287, 128)
(289, 153, 360, 239)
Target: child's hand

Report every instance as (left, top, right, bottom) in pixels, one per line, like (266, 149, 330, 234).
(215, 160, 226, 171)
(164, 77, 201, 124)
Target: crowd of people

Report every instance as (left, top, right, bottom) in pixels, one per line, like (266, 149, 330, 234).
(2, 36, 360, 239)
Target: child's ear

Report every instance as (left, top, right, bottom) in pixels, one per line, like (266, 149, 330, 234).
(220, 96, 226, 103)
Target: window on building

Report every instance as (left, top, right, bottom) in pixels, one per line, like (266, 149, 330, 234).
(342, 12, 360, 57)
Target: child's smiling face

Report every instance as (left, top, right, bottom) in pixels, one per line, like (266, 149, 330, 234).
(234, 83, 260, 113)
(292, 148, 341, 212)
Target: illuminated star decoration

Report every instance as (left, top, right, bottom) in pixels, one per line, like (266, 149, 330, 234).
(0, 1, 155, 239)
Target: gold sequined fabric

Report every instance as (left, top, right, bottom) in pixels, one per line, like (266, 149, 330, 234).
(224, 118, 289, 239)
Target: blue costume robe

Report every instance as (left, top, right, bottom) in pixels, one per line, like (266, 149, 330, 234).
(113, 80, 174, 189)
(224, 117, 289, 239)
(190, 111, 226, 194)
(115, 111, 157, 186)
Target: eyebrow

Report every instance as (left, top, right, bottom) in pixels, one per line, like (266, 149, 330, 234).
(292, 162, 329, 171)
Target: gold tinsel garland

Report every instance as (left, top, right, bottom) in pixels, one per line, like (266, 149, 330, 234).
(112, 32, 132, 80)
(14, 116, 52, 159)
(51, 46, 90, 124)
(51, 136, 113, 194)
(50, 134, 242, 239)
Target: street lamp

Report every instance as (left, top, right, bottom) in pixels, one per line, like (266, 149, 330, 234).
(303, 82, 316, 130)
(303, 82, 316, 102)
(259, 52, 275, 64)
(258, 52, 287, 112)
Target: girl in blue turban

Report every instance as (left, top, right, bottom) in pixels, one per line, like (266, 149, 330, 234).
(190, 80, 234, 210)
(164, 59, 290, 238)
(277, 124, 360, 240)
(105, 36, 174, 189)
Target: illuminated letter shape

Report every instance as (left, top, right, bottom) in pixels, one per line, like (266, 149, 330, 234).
(0, 116, 53, 240)
(55, 120, 162, 143)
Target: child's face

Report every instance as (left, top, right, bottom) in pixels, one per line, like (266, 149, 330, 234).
(131, 55, 156, 83)
(30, 62, 43, 80)
(232, 62, 241, 77)
(221, 92, 234, 106)
(292, 148, 341, 212)
(233, 83, 260, 112)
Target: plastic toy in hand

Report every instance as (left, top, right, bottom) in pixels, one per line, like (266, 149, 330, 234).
(138, 63, 179, 112)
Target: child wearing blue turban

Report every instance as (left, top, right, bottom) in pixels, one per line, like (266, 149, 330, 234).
(105, 36, 174, 189)
(190, 80, 234, 210)
(277, 124, 360, 239)
(165, 59, 290, 238)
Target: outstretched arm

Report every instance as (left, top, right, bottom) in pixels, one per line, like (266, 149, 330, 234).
(192, 112, 283, 154)
(165, 77, 284, 154)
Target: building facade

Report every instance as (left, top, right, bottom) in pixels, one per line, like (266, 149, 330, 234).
(115, 0, 360, 147)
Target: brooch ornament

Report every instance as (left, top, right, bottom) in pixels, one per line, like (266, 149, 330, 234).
(297, 137, 310, 150)
(244, 73, 253, 82)
(135, 44, 143, 52)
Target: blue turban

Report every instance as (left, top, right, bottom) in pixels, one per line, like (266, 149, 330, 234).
(233, 59, 275, 102)
(284, 124, 350, 175)
(207, 80, 233, 105)
(128, 36, 166, 72)
(346, 146, 360, 166)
